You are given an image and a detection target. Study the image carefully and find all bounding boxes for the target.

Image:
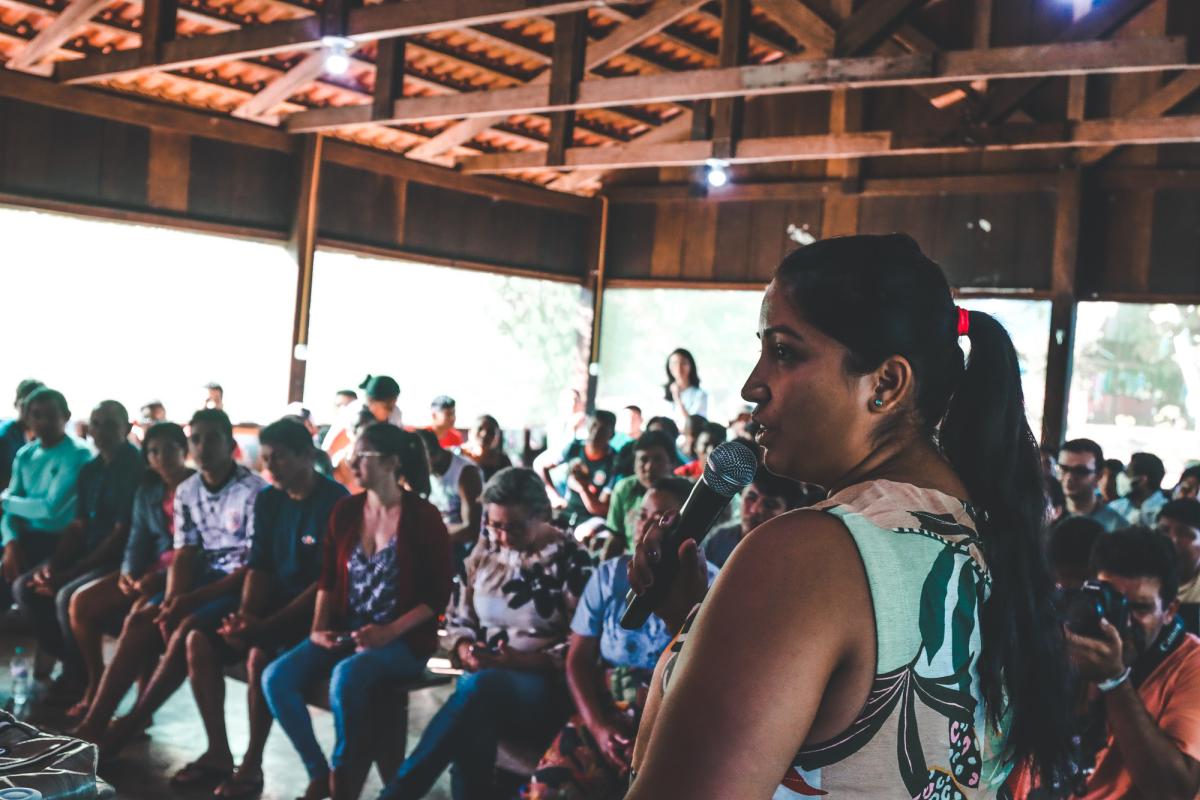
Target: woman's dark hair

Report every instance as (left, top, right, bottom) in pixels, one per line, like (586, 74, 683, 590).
(644, 416, 682, 465)
(1091, 526, 1180, 605)
(774, 234, 1072, 782)
(1104, 458, 1125, 476)
(141, 422, 188, 485)
(662, 348, 701, 402)
(359, 423, 431, 498)
(475, 415, 504, 451)
(359, 374, 400, 402)
(1047, 515, 1103, 574)
(481, 467, 552, 522)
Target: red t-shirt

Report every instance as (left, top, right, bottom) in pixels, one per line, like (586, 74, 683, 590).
(674, 460, 703, 479)
(438, 428, 464, 449)
(1009, 633, 1200, 799)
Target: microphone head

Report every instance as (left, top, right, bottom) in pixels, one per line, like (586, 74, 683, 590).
(702, 440, 759, 498)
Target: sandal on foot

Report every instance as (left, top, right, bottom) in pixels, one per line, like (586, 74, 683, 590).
(214, 770, 264, 799)
(170, 760, 233, 788)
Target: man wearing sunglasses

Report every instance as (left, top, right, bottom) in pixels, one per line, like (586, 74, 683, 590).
(1060, 439, 1127, 533)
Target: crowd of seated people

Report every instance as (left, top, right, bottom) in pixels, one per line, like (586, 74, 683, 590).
(1, 366, 1199, 800)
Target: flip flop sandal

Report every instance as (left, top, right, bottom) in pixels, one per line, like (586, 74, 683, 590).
(170, 761, 233, 788)
(214, 771, 265, 799)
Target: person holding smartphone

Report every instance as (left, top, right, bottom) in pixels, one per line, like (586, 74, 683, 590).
(262, 424, 453, 800)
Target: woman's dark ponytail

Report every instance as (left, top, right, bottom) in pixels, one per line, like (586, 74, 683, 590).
(775, 234, 1073, 785)
(941, 311, 1073, 784)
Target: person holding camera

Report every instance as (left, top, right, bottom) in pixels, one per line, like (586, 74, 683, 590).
(262, 424, 453, 800)
(1015, 527, 1200, 799)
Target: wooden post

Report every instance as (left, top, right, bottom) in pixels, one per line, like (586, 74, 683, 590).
(547, 11, 587, 167)
(1041, 169, 1081, 449)
(585, 195, 610, 412)
(287, 134, 324, 404)
(711, 0, 750, 161)
(138, 0, 178, 67)
(372, 37, 407, 121)
(822, 0, 863, 239)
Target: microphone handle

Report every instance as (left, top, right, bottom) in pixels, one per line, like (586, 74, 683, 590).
(619, 483, 730, 630)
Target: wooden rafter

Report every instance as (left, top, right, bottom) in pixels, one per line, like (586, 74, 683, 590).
(406, 0, 706, 163)
(459, 113, 1200, 173)
(231, 49, 324, 121)
(547, 107, 692, 191)
(5, 0, 109, 74)
(287, 37, 1194, 132)
(754, 0, 834, 55)
(1078, 70, 1200, 164)
(834, 0, 928, 58)
(54, 0, 648, 83)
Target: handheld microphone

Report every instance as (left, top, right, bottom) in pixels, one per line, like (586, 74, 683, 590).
(620, 440, 758, 630)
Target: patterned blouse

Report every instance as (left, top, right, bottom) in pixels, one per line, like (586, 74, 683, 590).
(346, 539, 400, 628)
(446, 530, 594, 665)
(657, 480, 1014, 799)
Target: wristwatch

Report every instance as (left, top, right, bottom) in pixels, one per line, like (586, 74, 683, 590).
(1098, 666, 1132, 693)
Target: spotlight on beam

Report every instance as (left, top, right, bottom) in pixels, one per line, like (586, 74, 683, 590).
(322, 36, 355, 76)
(705, 158, 730, 189)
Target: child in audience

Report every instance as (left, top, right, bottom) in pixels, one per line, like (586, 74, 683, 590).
(262, 424, 452, 800)
(66, 422, 192, 719)
(525, 477, 716, 800)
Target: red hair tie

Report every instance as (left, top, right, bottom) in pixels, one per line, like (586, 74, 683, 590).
(956, 307, 970, 337)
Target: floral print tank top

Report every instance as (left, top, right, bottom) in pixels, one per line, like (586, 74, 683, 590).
(661, 480, 1014, 799)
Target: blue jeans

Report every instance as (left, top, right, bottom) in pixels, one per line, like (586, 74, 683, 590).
(379, 668, 568, 800)
(262, 637, 427, 780)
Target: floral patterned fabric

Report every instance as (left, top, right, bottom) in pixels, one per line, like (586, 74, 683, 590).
(660, 480, 1014, 799)
(345, 538, 400, 628)
(445, 530, 595, 665)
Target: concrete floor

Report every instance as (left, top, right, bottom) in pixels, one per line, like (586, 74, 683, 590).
(0, 631, 455, 800)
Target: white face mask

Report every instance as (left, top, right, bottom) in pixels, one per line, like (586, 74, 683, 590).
(1116, 472, 1133, 498)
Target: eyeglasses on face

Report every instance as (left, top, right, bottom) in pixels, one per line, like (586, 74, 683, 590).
(1061, 465, 1097, 478)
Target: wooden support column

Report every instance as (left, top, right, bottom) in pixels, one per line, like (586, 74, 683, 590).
(372, 37, 407, 121)
(711, 0, 750, 160)
(585, 195, 610, 412)
(287, 134, 324, 404)
(822, 0, 863, 239)
(1041, 169, 1081, 449)
(139, 0, 178, 67)
(146, 129, 190, 212)
(547, 11, 587, 167)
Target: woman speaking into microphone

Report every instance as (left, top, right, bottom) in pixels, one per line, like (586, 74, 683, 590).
(626, 234, 1072, 799)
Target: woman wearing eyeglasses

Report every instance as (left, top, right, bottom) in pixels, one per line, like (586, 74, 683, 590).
(262, 424, 453, 800)
(379, 467, 595, 800)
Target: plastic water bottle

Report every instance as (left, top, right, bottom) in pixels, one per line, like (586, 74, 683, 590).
(9, 647, 32, 708)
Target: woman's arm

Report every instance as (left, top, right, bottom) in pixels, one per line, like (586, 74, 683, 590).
(628, 513, 871, 800)
(567, 633, 611, 729)
(311, 587, 337, 633)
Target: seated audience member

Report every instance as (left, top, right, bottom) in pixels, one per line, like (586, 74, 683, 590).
(67, 422, 193, 719)
(263, 424, 451, 800)
(603, 431, 676, 553)
(0, 378, 44, 492)
(14, 401, 142, 701)
(460, 415, 512, 482)
(335, 389, 358, 409)
(1046, 515, 1105, 591)
(539, 411, 618, 525)
(1040, 443, 1060, 481)
(1110, 452, 1170, 528)
(416, 430, 483, 554)
(1057, 439, 1126, 532)
(1015, 527, 1200, 799)
(175, 418, 348, 798)
(205, 383, 224, 411)
(429, 395, 463, 449)
(611, 406, 643, 482)
(324, 375, 402, 490)
(525, 477, 717, 800)
(1102, 458, 1126, 504)
(1159, 499, 1200, 605)
(679, 414, 706, 465)
(1, 388, 92, 606)
(674, 421, 726, 480)
(702, 470, 819, 568)
(1174, 465, 1200, 501)
(379, 468, 594, 800)
(72, 409, 267, 753)
(1045, 475, 1066, 524)
(643, 416, 685, 467)
(663, 348, 707, 428)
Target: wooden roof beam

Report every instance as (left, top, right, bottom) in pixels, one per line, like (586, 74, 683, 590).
(754, 0, 834, 55)
(5, 0, 110, 74)
(1079, 69, 1200, 164)
(54, 0, 649, 83)
(460, 113, 1200, 173)
(834, 0, 928, 57)
(546, 105, 690, 190)
(231, 48, 324, 121)
(406, 0, 705, 161)
(983, 0, 1156, 122)
(287, 36, 1194, 131)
